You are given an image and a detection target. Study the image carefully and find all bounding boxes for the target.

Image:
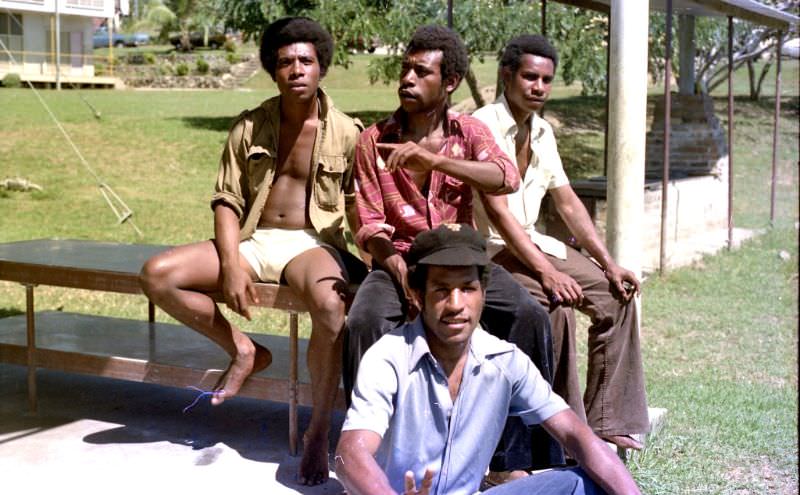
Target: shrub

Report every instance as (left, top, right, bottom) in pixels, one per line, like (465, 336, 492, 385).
(195, 57, 209, 75)
(223, 39, 237, 53)
(2, 73, 21, 88)
(225, 52, 240, 65)
(127, 53, 146, 65)
(143, 52, 156, 65)
(175, 62, 189, 76)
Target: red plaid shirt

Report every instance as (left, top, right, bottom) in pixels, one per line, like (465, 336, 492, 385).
(355, 109, 519, 256)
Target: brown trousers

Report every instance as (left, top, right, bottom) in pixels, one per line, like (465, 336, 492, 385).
(493, 246, 649, 436)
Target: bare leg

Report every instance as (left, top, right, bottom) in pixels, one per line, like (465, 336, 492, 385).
(139, 240, 272, 405)
(282, 247, 349, 486)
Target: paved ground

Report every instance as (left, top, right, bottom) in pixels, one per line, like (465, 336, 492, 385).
(0, 364, 346, 494)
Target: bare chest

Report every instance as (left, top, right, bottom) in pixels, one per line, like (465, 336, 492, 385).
(276, 120, 318, 180)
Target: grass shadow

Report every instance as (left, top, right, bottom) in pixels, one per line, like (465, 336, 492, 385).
(0, 307, 24, 319)
(546, 95, 607, 132)
(179, 116, 238, 132)
(557, 132, 606, 180)
(179, 111, 392, 132)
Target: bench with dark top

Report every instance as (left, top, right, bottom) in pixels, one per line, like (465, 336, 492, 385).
(0, 238, 347, 455)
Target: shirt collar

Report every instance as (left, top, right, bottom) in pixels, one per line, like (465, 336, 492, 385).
(262, 87, 332, 124)
(496, 93, 547, 142)
(406, 318, 515, 373)
(378, 106, 459, 143)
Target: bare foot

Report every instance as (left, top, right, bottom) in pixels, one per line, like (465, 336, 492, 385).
(603, 434, 644, 451)
(297, 431, 330, 486)
(212, 339, 272, 405)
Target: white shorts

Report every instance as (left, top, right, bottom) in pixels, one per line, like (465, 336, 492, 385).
(239, 228, 330, 283)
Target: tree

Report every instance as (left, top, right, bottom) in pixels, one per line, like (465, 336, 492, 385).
(649, 0, 798, 100)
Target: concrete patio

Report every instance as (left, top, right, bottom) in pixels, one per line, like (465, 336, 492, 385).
(0, 363, 346, 494)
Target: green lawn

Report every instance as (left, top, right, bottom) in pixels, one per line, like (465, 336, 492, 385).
(1, 53, 798, 493)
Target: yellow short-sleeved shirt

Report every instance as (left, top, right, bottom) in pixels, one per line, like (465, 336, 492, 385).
(472, 95, 569, 260)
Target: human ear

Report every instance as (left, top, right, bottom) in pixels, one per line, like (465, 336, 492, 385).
(445, 75, 460, 95)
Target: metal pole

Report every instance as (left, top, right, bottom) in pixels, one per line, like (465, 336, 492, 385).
(447, 0, 453, 28)
(770, 32, 783, 226)
(541, 0, 547, 37)
(25, 284, 37, 413)
(727, 16, 734, 249)
(55, 0, 61, 90)
(604, 17, 610, 176)
(660, 0, 673, 274)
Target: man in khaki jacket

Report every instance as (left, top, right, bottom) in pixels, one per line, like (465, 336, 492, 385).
(140, 17, 364, 486)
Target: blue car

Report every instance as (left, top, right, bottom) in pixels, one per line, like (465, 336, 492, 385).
(93, 28, 150, 49)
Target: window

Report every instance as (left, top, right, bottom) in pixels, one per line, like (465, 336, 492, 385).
(46, 30, 73, 66)
(0, 13, 23, 64)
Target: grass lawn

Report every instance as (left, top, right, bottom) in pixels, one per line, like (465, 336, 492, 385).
(1, 52, 797, 493)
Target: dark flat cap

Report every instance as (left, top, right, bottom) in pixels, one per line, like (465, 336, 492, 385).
(407, 223, 489, 267)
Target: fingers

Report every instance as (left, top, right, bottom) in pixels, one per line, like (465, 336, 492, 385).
(420, 468, 434, 494)
(404, 470, 416, 494)
(247, 279, 260, 305)
(403, 469, 435, 495)
(549, 276, 583, 306)
(375, 142, 429, 172)
(237, 292, 252, 320)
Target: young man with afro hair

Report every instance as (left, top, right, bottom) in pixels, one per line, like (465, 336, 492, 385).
(140, 16, 365, 486)
(344, 24, 566, 482)
(473, 35, 649, 475)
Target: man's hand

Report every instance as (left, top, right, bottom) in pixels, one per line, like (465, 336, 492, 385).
(221, 264, 258, 320)
(603, 262, 640, 303)
(383, 254, 419, 320)
(404, 469, 434, 495)
(541, 268, 584, 307)
(376, 142, 439, 173)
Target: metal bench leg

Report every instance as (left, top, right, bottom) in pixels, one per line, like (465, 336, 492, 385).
(24, 284, 37, 413)
(147, 301, 156, 360)
(289, 312, 299, 456)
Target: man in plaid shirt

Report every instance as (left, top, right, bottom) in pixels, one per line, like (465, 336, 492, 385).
(344, 25, 565, 478)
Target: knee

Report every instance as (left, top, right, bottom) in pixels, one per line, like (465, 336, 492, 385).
(310, 290, 347, 338)
(139, 256, 174, 300)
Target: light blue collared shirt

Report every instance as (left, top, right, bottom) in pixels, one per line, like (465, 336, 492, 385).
(342, 319, 568, 495)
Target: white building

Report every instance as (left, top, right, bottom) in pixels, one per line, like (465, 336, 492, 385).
(0, 0, 122, 87)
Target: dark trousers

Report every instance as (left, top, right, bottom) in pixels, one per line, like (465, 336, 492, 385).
(493, 247, 649, 437)
(343, 262, 565, 471)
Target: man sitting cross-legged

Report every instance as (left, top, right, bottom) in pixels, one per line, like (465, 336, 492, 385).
(343, 24, 565, 475)
(473, 34, 649, 453)
(139, 17, 365, 486)
(335, 224, 642, 495)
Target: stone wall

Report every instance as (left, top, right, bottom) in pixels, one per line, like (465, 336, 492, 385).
(541, 92, 732, 273)
(645, 92, 728, 180)
(541, 174, 729, 273)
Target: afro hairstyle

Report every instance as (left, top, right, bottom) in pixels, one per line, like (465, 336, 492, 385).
(500, 34, 559, 74)
(405, 25, 469, 87)
(259, 17, 334, 80)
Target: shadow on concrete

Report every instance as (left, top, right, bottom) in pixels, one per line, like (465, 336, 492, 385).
(0, 364, 345, 494)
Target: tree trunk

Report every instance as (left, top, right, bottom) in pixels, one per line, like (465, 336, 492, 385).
(753, 61, 772, 101)
(747, 59, 757, 100)
(465, 68, 485, 109)
(494, 65, 505, 104)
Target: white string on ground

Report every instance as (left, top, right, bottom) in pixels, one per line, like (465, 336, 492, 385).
(0, 29, 143, 237)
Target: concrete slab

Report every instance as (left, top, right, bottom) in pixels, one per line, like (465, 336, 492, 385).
(0, 364, 346, 494)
